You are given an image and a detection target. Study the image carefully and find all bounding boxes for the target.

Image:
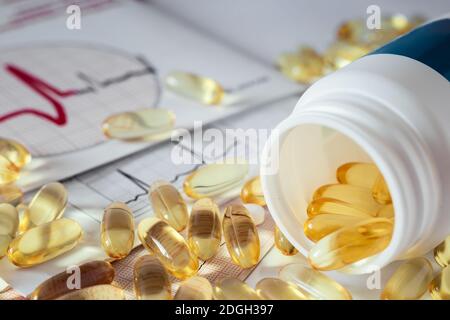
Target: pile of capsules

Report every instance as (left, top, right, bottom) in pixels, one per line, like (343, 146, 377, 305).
(276, 14, 425, 84)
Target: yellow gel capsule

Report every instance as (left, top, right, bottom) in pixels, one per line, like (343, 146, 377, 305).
(372, 175, 392, 204)
(165, 71, 224, 105)
(429, 265, 450, 300)
(0, 155, 19, 185)
(138, 217, 198, 279)
(102, 108, 175, 141)
(307, 198, 375, 218)
(241, 176, 266, 206)
(313, 184, 381, 214)
(276, 47, 324, 84)
(0, 203, 19, 258)
(101, 202, 135, 259)
(279, 263, 352, 300)
(256, 278, 307, 300)
(29, 260, 115, 300)
(0, 138, 31, 169)
(336, 162, 379, 188)
(304, 213, 366, 243)
(434, 235, 450, 268)
(223, 204, 260, 268)
(149, 180, 188, 232)
(274, 226, 298, 256)
(7, 218, 83, 267)
(174, 276, 213, 300)
(213, 278, 261, 300)
(183, 161, 248, 199)
(134, 255, 171, 300)
(57, 284, 125, 300)
(377, 204, 395, 219)
(381, 257, 433, 300)
(308, 218, 393, 271)
(323, 41, 370, 71)
(20, 182, 68, 232)
(187, 198, 222, 260)
(0, 184, 23, 206)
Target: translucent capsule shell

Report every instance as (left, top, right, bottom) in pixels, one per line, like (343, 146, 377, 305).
(241, 176, 266, 206)
(0, 155, 19, 185)
(0, 184, 23, 206)
(303, 213, 366, 242)
(20, 182, 68, 232)
(213, 278, 260, 300)
(29, 261, 115, 300)
(274, 226, 298, 256)
(134, 255, 171, 300)
(434, 235, 450, 267)
(187, 198, 222, 260)
(101, 202, 135, 259)
(57, 284, 125, 300)
(372, 175, 392, 204)
(308, 218, 393, 271)
(256, 278, 307, 300)
(381, 258, 433, 300)
(222, 204, 260, 268)
(102, 108, 175, 141)
(307, 198, 375, 218)
(0, 204, 19, 258)
(0, 138, 31, 169)
(138, 217, 198, 279)
(8, 218, 83, 267)
(429, 265, 450, 300)
(323, 41, 371, 71)
(377, 204, 395, 219)
(165, 71, 224, 105)
(183, 161, 248, 199)
(149, 180, 188, 232)
(277, 47, 324, 84)
(279, 263, 352, 300)
(336, 162, 379, 189)
(174, 276, 213, 300)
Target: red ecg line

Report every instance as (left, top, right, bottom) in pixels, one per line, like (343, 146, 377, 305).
(0, 64, 76, 126)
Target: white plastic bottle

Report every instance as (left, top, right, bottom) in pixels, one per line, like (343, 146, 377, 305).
(261, 17, 450, 274)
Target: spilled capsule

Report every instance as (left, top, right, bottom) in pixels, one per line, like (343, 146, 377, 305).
(276, 47, 324, 84)
(429, 265, 450, 300)
(134, 255, 171, 300)
(183, 161, 248, 199)
(20, 182, 68, 232)
(372, 174, 392, 204)
(187, 198, 222, 260)
(101, 202, 135, 259)
(274, 226, 298, 256)
(308, 218, 393, 271)
(279, 263, 352, 300)
(0, 155, 19, 185)
(8, 218, 83, 267)
(0, 138, 31, 169)
(149, 180, 188, 232)
(256, 278, 307, 300)
(307, 198, 375, 217)
(336, 162, 379, 189)
(213, 278, 260, 300)
(165, 71, 224, 105)
(381, 258, 433, 300)
(0, 204, 18, 258)
(138, 217, 198, 279)
(0, 184, 23, 206)
(434, 235, 450, 267)
(57, 284, 125, 300)
(222, 204, 260, 268)
(304, 213, 366, 242)
(29, 261, 115, 300)
(102, 108, 175, 141)
(174, 276, 213, 300)
(241, 176, 266, 206)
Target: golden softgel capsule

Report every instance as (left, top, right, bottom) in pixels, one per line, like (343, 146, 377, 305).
(213, 278, 260, 300)
(222, 204, 260, 268)
(372, 174, 392, 204)
(8, 218, 82, 267)
(429, 265, 450, 300)
(381, 257, 433, 300)
(256, 278, 307, 300)
(0, 184, 23, 206)
(20, 182, 68, 232)
(0, 155, 19, 185)
(134, 255, 171, 300)
(434, 235, 450, 267)
(308, 218, 393, 270)
(280, 263, 352, 300)
(304, 213, 366, 242)
(307, 198, 374, 218)
(138, 217, 198, 279)
(101, 202, 135, 259)
(183, 161, 248, 199)
(377, 204, 395, 219)
(274, 226, 298, 256)
(277, 47, 324, 84)
(187, 198, 222, 260)
(336, 162, 379, 188)
(241, 176, 266, 206)
(149, 180, 188, 232)
(0, 203, 18, 258)
(165, 71, 224, 105)
(29, 260, 115, 300)
(0, 138, 31, 169)
(174, 276, 213, 300)
(57, 284, 125, 300)
(102, 109, 175, 141)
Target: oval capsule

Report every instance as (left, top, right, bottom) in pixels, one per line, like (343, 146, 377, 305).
(138, 217, 198, 279)
(276, 47, 324, 84)
(0, 184, 23, 206)
(187, 198, 222, 260)
(134, 255, 171, 300)
(102, 108, 175, 141)
(0, 155, 19, 185)
(307, 198, 375, 218)
(256, 278, 307, 300)
(429, 265, 450, 300)
(0, 138, 31, 169)
(8, 218, 83, 267)
(241, 176, 266, 206)
(20, 182, 68, 232)
(336, 162, 379, 188)
(303, 213, 366, 242)
(174, 276, 213, 300)
(29, 260, 115, 300)
(165, 71, 224, 105)
(0, 204, 19, 258)
(183, 162, 248, 199)
(213, 278, 260, 300)
(101, 202, 135, 259)
(222, 204, 260, 268)
(372, 175, 392, 204)
(57, 284, 125, 300)
(434, 235, 450, 268)
(274, 226, 298, 256)
(149, 180, 188, 232)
